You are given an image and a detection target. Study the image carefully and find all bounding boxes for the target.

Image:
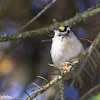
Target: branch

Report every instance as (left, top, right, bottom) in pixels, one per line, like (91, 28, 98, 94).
(0, 3, 100, 42)
(59, 78, 65, 100)
(25, 71, 74, 100)
(70, 32, 100, 88)
(79, 84, 100, 100)
(15, 0, 57, 33)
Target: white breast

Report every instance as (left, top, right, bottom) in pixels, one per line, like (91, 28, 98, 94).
(50, 36, 84, 67)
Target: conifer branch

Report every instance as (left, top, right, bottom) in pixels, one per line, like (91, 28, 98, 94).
(0, 3, 100, 42)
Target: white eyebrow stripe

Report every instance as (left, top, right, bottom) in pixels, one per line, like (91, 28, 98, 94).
(67, 27, 70, 30)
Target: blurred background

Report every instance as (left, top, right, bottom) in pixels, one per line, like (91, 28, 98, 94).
(0, 0, 100, 100)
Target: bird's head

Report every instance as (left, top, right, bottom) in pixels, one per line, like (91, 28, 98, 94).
(53, 26, 74, 42)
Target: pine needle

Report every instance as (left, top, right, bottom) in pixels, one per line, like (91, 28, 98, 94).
(37, 76, 49, 83)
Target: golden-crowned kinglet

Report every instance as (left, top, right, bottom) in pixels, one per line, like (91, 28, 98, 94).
(50, 26, 84, 70)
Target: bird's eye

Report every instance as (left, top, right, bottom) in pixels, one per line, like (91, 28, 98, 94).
(58, 34, 61, 36)
(67, 30, 70, 34)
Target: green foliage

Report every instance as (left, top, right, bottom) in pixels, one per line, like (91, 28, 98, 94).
(89, 93, 100, 100)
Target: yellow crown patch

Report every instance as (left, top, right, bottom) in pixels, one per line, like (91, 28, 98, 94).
(58, 26, 65, 31)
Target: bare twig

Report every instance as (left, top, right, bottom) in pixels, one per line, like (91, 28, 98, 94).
(79, 38, 93, 43)
(31, 89, 37, 92)
(36, 94, 40, 100)
(15, 0, 57, 34)
(49, 64, 64, 70)
(14, 98, 24, 100)
(24, 91, 32, 100)
(37, 76, 49, 83)
(41, 39, 51, 42)
(32, 83, 41, 99)
(33, 83, 40, 89)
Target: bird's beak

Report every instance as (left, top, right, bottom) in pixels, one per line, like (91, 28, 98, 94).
(62, 33, 68, 39)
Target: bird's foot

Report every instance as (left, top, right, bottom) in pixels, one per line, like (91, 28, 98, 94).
(62, 62, 72, 71)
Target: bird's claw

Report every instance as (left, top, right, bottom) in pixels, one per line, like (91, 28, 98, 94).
(62, 62, 72, 71)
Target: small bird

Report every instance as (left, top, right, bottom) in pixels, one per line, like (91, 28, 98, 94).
(50, 26, 84, 71)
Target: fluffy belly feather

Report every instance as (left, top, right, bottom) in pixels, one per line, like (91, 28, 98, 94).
(51, 41, 83, 66)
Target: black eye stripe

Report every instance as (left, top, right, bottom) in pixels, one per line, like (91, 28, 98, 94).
(67, 30, 70, 34)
